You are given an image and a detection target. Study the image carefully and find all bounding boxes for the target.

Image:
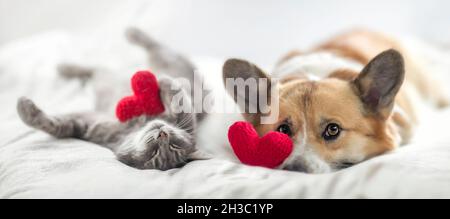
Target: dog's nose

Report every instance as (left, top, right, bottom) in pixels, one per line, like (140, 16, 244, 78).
(158, 130, 168, 139)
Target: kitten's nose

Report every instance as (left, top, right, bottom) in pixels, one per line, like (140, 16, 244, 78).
(158, 130, 168, 139)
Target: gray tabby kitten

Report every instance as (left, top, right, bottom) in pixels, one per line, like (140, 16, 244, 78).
(16, 28, 208, 171)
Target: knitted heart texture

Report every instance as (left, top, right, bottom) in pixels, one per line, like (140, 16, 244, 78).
(228, 121, 294, 169)
(116, 71, 165, 122)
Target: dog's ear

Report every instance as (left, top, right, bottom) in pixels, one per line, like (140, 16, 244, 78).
(223, 59, 274, 123)
(353, 49, 405, 118)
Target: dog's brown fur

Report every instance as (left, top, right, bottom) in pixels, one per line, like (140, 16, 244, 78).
(317, 29, 449, 108)
(223, 29, 449, 173)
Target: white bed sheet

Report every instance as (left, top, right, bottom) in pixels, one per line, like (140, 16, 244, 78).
(0, 32, 450, 199)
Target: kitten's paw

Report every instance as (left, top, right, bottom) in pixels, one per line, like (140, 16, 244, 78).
(159, 76, 177, 90)
(125, 27, 158, 48)
(158, 77, 189, 113)
(17, 97, 44, 126)
(159, 77, 187, 97)
(125, 27, 146, 44)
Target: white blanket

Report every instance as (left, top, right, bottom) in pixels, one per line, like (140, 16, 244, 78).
(1, 32, 450, 199)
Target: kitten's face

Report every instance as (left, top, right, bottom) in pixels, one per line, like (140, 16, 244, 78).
(118, 120, 198, 171)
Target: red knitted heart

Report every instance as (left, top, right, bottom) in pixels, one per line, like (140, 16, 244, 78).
(116, 71, 165, 122)
(228, 122, 294, 169)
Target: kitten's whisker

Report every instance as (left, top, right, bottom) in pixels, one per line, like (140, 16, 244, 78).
(180, 115, 193, 126)
(179, 122, 194, 130)
(176, 115, 193, 129)
(178, 120, 191, 129)
(176, 114, 190, 124)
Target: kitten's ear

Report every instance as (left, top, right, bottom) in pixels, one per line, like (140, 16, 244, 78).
(223, 59, 273, 124)
(353, 49, 405, 118)
(187, 150, 212, 161)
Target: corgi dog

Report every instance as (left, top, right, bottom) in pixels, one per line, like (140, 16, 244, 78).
(219, 30, 449, 173)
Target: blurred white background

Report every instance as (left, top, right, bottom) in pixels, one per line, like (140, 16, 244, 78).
(0, 0, 449, 64)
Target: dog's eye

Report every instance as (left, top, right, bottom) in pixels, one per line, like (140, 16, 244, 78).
(277, 123, 293, 136)
(323, 123, 341, 141)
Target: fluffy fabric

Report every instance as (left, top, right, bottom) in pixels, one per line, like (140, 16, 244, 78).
(228, 122, 293, 168)
(116, 71, 165, 122)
